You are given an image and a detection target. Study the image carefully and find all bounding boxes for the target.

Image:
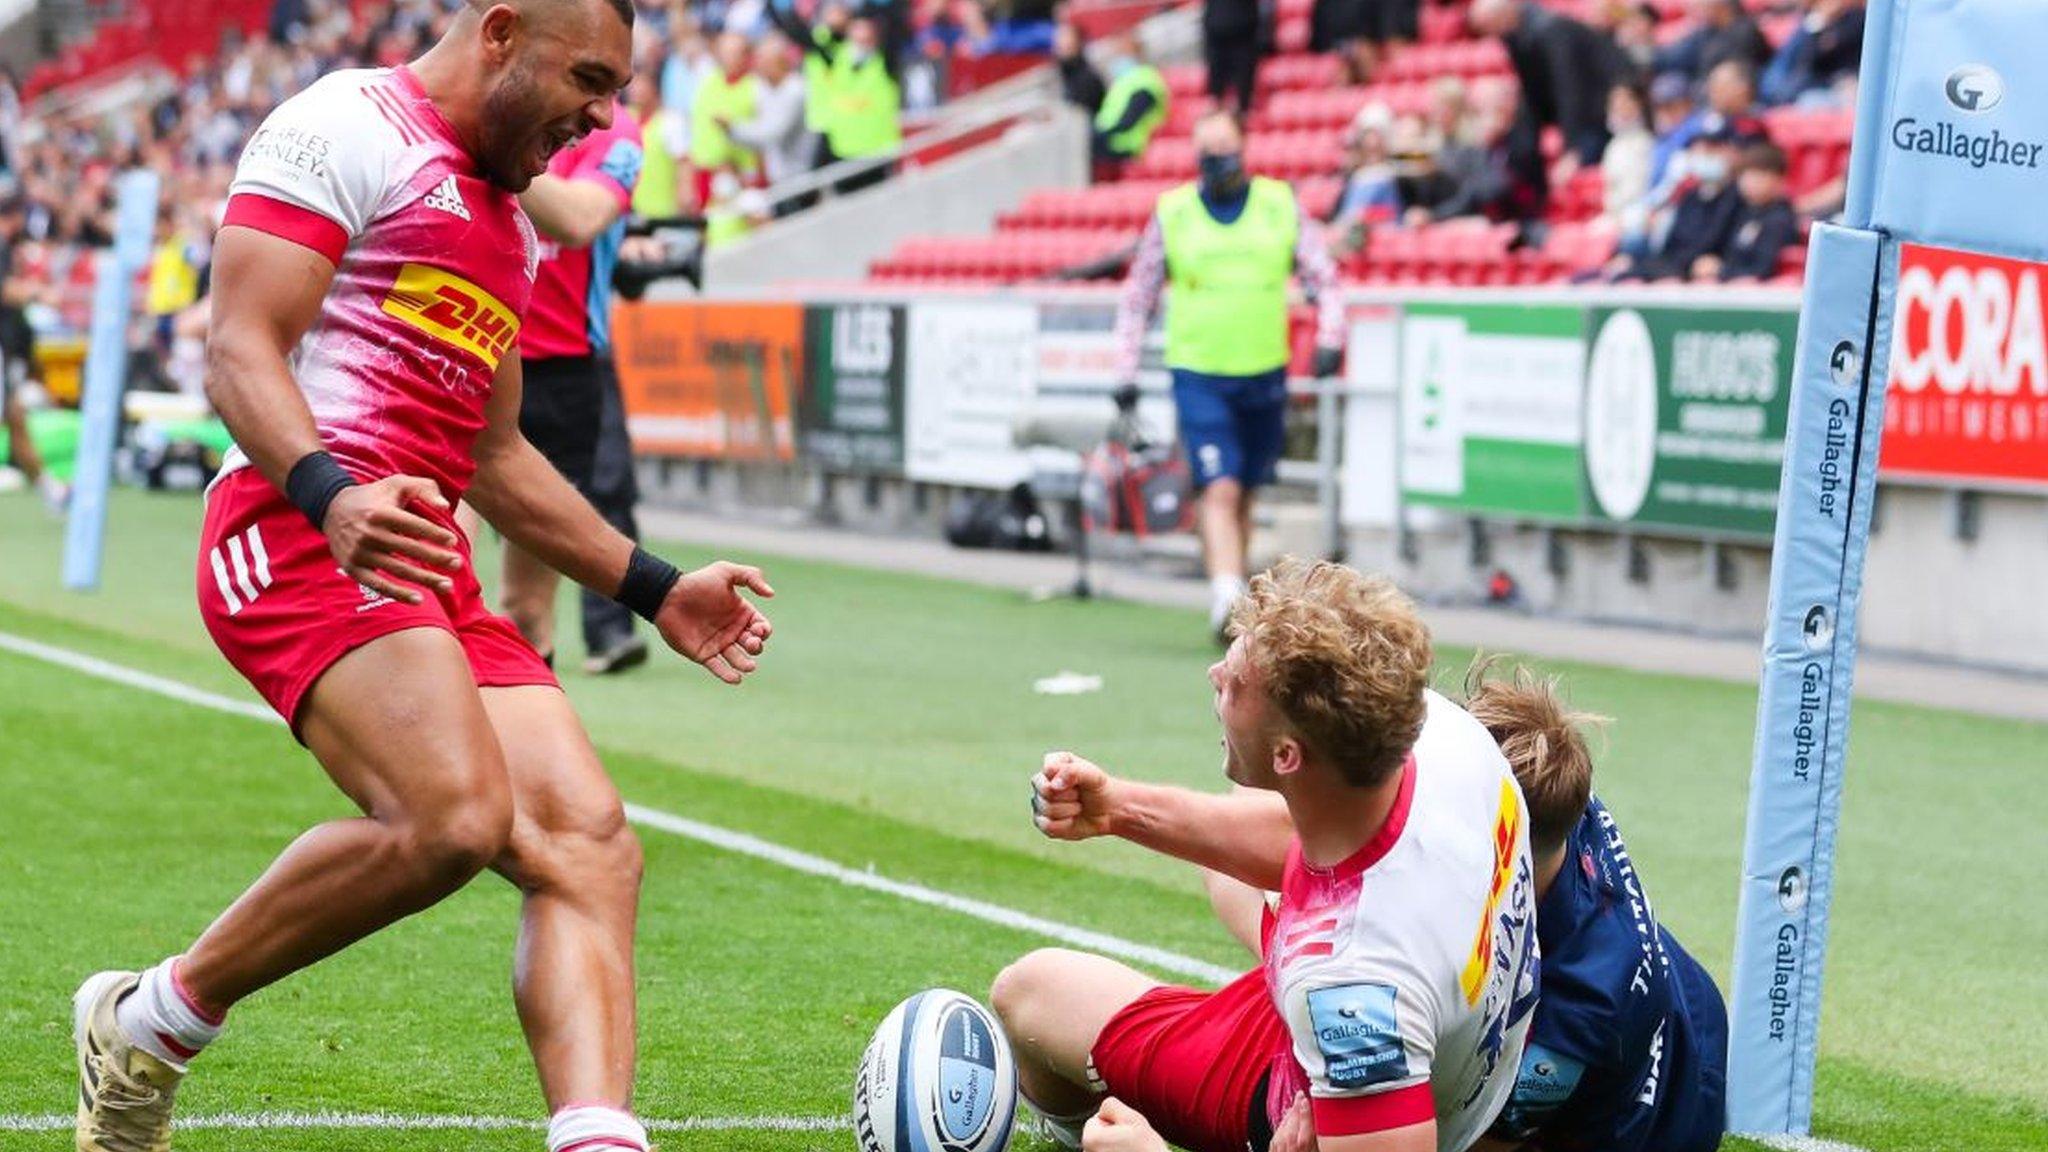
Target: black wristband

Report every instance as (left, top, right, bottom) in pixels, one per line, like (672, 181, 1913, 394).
(615, 546, 682, 623)
(285, 450, 357, 530)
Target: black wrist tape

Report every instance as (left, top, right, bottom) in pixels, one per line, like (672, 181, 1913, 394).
(285, 450, 357, 530)
(616, 546, 682, 623)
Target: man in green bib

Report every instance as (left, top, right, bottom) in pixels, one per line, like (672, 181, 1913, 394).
(689, 32, 761, 208)
(821, 14, 901, 194)
(1112, 111, 1345, 643)
(1091, 33, 1169, 175)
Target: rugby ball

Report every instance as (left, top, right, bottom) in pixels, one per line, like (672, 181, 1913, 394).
(852, 988, 1017, 1152)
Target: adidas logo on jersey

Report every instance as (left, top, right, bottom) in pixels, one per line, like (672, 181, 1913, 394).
(423, 174, 471, 221)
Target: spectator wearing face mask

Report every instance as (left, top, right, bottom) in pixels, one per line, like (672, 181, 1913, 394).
(1699, 142, 1799, 282)
(1602, 126, 1746, 282)
(1111, 111, 1346, 643)
(1650, 60, 1767, 190)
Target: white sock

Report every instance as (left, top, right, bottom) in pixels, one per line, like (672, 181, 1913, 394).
(114, 958, 224, 1069)
(548, 1105, 648, 1152)
(1210, 574, 1248, 627)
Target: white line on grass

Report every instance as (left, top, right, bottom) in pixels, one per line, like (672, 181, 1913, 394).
(0, 632, 1882, 1152)
(1753, 1137, 1874, 1152)
(0, 630, 1236, 986)
(0, 1111, 846, 1132)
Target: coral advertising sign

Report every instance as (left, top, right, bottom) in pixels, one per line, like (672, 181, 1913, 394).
(1885, 243, 2048, 488)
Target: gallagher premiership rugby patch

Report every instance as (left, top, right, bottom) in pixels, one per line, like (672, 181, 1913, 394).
(1306, 983, 1406, 1089)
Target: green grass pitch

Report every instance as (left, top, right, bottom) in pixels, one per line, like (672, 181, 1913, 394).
(0, 490, 2042, 1151)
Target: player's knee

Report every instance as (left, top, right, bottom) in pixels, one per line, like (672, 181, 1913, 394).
(1204, 478, 1244, 508)
(990, 948, 1071, 1031)
(503, 796, 642, 897)
(411, 791, 515, 888)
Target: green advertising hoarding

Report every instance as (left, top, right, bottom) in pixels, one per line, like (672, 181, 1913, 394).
(1582, 306, 1798, 537)
(1398, 302, 1588, 520)
(800, 302, 907, 472)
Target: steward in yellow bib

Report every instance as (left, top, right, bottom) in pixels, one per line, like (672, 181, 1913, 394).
(1091, 34, 1168, 168)
(690, 32, 761, 188)
(820, 15, 900, 194)
(769, 5, 899, 195)
(1110, 110, 1347, 643)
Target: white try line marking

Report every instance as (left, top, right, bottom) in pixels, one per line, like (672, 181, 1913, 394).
(0, 632, 1884, 1151)
(0, 1111, 846, 1132)
(0, 630, 1236, 986)
(1753, 1137, 1874, 1152)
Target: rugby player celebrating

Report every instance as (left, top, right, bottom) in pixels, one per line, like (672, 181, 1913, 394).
(996, 560, 1539, 1152)
(71, 4, 771, 1151)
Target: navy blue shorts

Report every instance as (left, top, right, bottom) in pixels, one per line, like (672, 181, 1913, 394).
(1171, 367, 1289, 491)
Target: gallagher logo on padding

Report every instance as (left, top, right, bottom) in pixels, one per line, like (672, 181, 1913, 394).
(1945, 64, 2004, 113)
(1890, 63, 2042, 171)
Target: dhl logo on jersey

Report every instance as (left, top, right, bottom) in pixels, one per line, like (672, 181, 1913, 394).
(381, 263, 519, 370)
(1460, 778, 1523, 1006)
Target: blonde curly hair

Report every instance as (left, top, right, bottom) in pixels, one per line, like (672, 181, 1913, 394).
(1462, 656, 1608, 855)
(1229, 558, 1432, 789)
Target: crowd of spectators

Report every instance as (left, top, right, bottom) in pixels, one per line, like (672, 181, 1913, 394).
(0, 0, 1048, 353)
(1044, 0, 1857, 284)
(1307, 0, 1863, 283)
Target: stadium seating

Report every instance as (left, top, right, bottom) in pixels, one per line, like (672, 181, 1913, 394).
(866, 0, 1847, 290)
(25, 0, 272, 101)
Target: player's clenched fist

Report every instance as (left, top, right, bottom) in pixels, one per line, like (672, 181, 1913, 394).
(654, 561, 775, 685)
(1032, 751, 1120, 840)
(1083, 1097, 1169, 1152)
(322, 474, 463, 605)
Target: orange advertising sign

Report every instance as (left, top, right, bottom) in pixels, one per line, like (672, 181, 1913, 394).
(610, 301, 803, 461)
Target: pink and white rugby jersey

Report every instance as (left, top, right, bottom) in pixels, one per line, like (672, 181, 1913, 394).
(1262, 691, 1541, 1152)
(218, 66, 540, 499)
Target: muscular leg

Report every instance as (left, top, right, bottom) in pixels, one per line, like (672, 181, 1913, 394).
(501, 541, 563, 659)
(4, 392, 46, 484)
(1199, 478, 1248, 583)
(1236, 486, 1257, 576)
(178, 628, 514, 1009)
(482, 686, 643, 1109)
(990, 949, 1160, 1119)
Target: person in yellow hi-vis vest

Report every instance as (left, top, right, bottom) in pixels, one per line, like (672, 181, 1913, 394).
(689, 32, 760, 209)
(1091, 32, 1168, 173)
(147, 207, 202, 346)
(628, 74, 684, 219)
(1113, 111, 1346, 643)
(821, 15, 901, 195)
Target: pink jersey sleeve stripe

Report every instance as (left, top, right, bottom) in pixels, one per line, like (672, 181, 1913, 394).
(1311, 1081, 1434, 1136)
(222, 192, 350, 264)
(364, 84, 425, 146)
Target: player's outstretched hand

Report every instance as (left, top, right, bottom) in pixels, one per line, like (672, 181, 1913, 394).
(1083, 1097, 1168, 1152)
(1269, 1093, 1318, 1152)
(323, 475, 462, 605)
(1032, 751, 1119, 841)
(654, 561, 775, 684)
